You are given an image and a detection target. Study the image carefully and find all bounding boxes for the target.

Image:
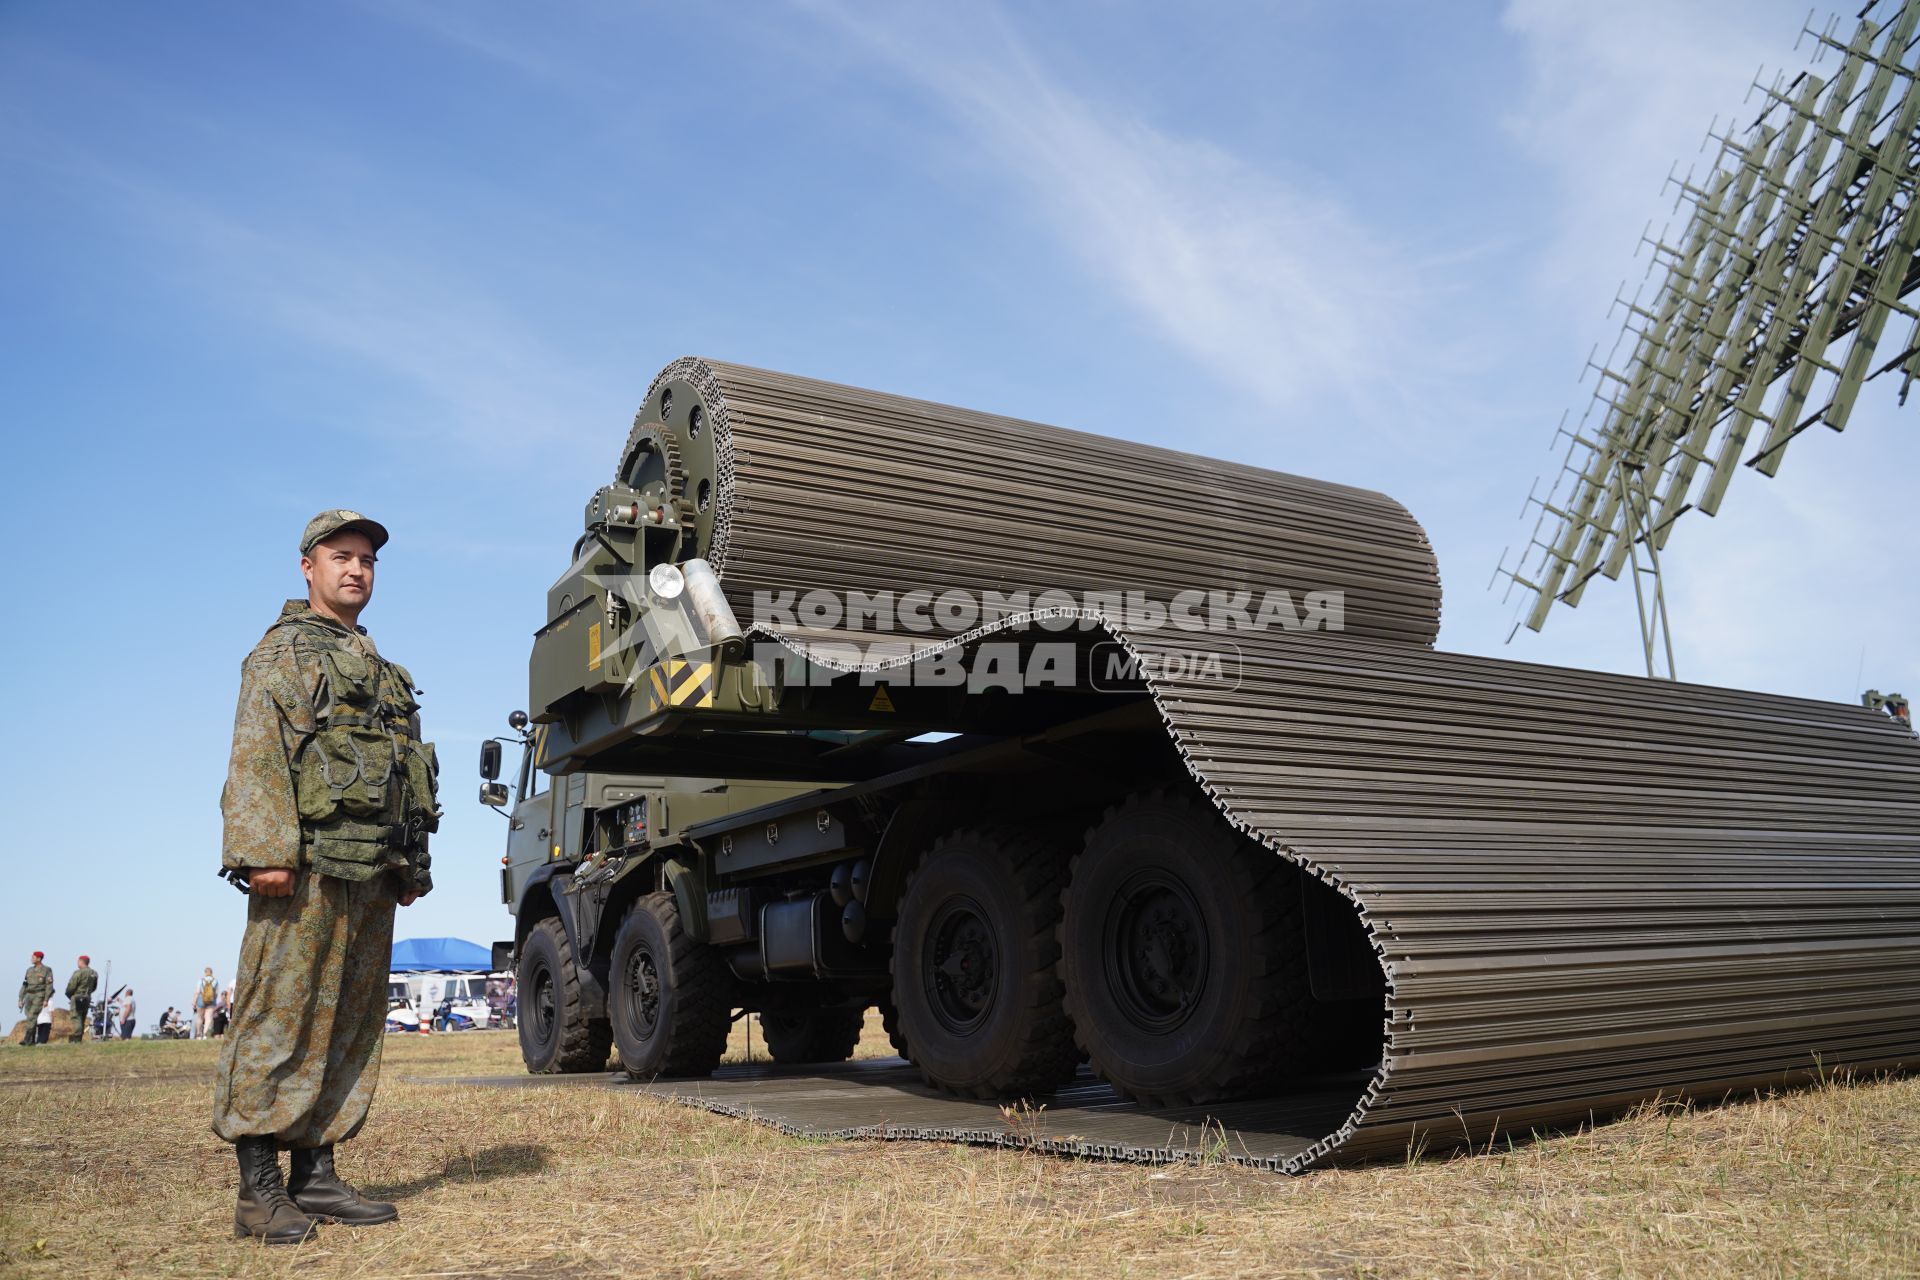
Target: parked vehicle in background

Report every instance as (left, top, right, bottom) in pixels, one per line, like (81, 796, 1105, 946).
(387, 971, 494, 1030)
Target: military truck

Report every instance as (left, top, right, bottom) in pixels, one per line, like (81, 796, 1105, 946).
(482, 360, 1392, 1105)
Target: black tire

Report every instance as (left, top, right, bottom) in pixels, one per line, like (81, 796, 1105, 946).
(891, 828, 1079, 1098)
(517, 917, 612, 1074)
(878, 1000, 910, 1060)
(608, 891, 731, 1079)
(1060, 792, 1312, 1107)
(758, 1007, 866, 1064)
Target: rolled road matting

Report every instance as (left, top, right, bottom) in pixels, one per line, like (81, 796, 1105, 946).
(626, 359, 1920, 1170)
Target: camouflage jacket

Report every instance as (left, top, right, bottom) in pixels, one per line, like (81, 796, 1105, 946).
(18, 963, 52, 1007)
(220, 600, 435, 895)
(66, 966, 97, 1001)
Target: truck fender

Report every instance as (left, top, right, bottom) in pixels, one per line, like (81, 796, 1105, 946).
(516, 863, 609, 1021)
(663, 858, 708, 943)
(864, 796, 953, 921)
(515, 864, 565, 944)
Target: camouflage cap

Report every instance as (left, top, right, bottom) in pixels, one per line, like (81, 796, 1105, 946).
(300, 509, 390, 556)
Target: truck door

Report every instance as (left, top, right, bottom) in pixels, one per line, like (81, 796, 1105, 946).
(503, 740, 556, 911)
(561, 774, 588, 862)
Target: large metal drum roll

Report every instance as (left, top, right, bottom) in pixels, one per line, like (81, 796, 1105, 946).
(635, 357, 1443, 649)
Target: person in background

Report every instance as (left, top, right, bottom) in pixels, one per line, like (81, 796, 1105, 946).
(66, 956, 98, 1043)
(193, 968, 220, 1039)
(17, 951, 53, 1047)
(213, 986, 233, 1037)
(118, 988, 136, 1040)
(34, 996, 53, 1045)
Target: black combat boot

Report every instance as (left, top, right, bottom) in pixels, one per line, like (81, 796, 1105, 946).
(289, 1145, 399, 1226)
(233, 1136, 317, 1245)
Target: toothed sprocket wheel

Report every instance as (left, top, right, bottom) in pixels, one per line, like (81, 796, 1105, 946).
(618, 418, 695, 521)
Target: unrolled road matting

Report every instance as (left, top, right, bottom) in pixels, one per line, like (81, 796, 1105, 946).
(424, 1059, 1370, 1170)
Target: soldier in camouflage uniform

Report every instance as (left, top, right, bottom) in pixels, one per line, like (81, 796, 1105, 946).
(65, 957, 98, 1043)
(17, 952, 52, 1047)
(213, 509, 439, 1246)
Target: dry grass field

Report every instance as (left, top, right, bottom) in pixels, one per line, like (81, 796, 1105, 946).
(1, 1019, 1916, 1279)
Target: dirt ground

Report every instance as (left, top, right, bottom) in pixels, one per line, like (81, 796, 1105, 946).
(1, 1019, 1915, 1279)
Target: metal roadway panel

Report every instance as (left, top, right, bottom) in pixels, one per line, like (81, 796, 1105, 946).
(436, 1062, 1370, 1170)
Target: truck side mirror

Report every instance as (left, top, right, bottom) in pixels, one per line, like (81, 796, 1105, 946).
(480, 782, 510, 808)
(480, 740, 502, 781)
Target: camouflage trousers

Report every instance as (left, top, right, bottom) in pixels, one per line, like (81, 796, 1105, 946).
(212, 870, 396, 1146)
(17, 998, 45, 1045)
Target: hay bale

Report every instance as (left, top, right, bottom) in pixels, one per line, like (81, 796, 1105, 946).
(9, 1009, 83, 1043)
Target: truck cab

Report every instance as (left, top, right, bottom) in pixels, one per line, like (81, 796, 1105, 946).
(481, 718, 835, 1072)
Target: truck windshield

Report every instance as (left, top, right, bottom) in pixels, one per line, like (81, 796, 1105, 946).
(518, 743, 547, 801)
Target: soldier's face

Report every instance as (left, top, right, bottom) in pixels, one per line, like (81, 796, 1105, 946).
(303, 533, 377, 615)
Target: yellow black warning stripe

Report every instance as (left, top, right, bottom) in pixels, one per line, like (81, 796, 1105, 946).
(644, 658, 716, 711)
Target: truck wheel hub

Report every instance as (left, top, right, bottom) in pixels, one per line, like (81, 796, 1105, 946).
(531, 970, 556, 1041)
(1107, 872, 1208, 1032)
(925, 898, 997, 1035)
(624, 948, 662, 1036)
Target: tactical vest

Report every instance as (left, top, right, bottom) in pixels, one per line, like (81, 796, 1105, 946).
(274, 613, 441, 883)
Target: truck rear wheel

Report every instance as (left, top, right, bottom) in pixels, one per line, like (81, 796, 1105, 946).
(609, 891, 731, 1079)
(891, 828, 1079, 1098)
(517, 917, 612, 1074)
(1060, 793, 1312, 1106)
(758, 1007, 866, 1064)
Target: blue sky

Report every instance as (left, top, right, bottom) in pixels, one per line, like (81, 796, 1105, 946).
(2, 1, 1913, 1021)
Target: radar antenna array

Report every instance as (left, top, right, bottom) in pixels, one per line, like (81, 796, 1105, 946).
(1496, 0, 1920, 676)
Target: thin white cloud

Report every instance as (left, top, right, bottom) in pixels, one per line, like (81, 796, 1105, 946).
(360, 0, 623, 97)
(0, 35, 607, 458)
(802, 0, 1429, 417)
(17, 140, 597, 457)
(1501, 0, 1803, 312)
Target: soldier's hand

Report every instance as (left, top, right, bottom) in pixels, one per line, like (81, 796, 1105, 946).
(249, 869, 296, 898)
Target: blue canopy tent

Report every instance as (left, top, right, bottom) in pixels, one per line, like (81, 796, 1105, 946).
(390, 937, 493, 973)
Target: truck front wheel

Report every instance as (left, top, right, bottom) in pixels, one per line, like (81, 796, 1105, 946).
(891, 828, 1079, 1098)
(517, 917, 612, 1074)
(609, 891, 731, 1079)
